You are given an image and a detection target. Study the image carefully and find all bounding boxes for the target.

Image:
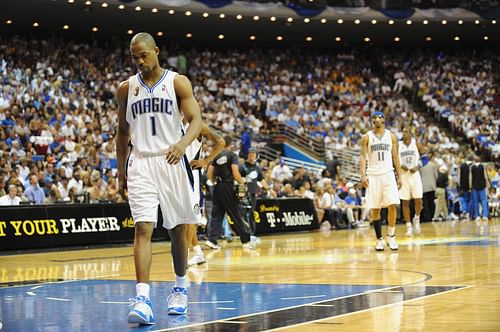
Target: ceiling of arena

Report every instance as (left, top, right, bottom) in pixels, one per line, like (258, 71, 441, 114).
(1, 0, 498, 47)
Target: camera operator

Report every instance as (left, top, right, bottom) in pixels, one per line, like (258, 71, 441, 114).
(206, 136, 255, 250)
(240, 147, 269, 243)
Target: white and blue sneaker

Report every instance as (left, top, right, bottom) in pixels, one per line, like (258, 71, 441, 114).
(167, 287, 188, 315)
(128, 295, 155, 325)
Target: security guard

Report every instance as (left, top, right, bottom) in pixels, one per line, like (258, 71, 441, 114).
(206, 136, 255, 250)
(240, 147, 269, 242)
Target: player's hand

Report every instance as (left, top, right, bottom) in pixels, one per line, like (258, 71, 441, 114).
(396, 177, 402, 189)
(117, 171, 128, 200)
(360, 176, 369, 188)
(165, 142, 187, 165)
(401, 165, 409, 172)
(190, 159, 209, 169)
(410, 167, 418, 173)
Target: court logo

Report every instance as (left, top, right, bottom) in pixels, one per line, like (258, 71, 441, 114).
(193, 203, 200, 215)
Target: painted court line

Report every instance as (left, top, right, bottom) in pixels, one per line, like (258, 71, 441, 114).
(281, 295, 326, 300)
(216, 307, 237, 310)
(45, 297, 72, 302)
(191, 300, 234, 304)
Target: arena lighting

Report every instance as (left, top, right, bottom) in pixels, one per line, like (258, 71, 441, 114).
(304, 18, 310, 23)
(425, 36, 432, 41)
(441, 20, 447, 25)
(335, 36, 341, 42)
(422, 20, 428, 24)
(394, 36, 400, 42)
(270, 16, 276, 21)
(186, 33, 192, 38)
(33, 22, 39, 27)
(85, 0, 91, 5)
(92, 26, 98, 32)
(168, 9, 175, 14)
(156, 31, 164, 36)
(287, 17, 293, 22)
(474, 20, 480, 24)
(406, 19, 412, 25)
(185, 11, 192, 16)
(253, 15, 260, 21)
(458, 19, 463, 24)
(67, 0, 74, 3)
(483, 35, 489, 40)
(63, 24, 69, 30)
(306, 36, 312, 41)
(321, 18, 327, 23)
(354, 19, 360, 24)
(371, 19, 377, 24)
(249, 35, 256, 40)
(388, 20, 394, 24)
(151, 8, 158, 13)
(364, 37, 370, 42)
(202, 12, 209, 18)
(492, 20, 496, 24)
(454, 36, 460, 41)
(236, 14, 243, 20)
(101, 2, 108, 8)
(218, 34, 224, 39)
(6, 19, 12, 24)
(276, 35, 283, 41)
(118, 4, 124, 9)
(127, 29, 133, 35)
(337, 19, 343, 24)
(134, 6, 141, 11)
(219, 13, 225, 18)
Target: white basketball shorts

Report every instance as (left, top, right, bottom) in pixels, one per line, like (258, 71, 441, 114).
(365, 171, 400, 209)
(127, 151, 201, 229)
(399, 171, 423, 200)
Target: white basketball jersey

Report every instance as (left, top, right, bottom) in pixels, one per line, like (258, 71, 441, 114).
(366, 129, 394, 176)
(399, 138, 420, 169)
(126, 70, 182, 154)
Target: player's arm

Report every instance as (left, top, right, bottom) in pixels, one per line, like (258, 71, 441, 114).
(410, 141, 426, 173)
(207, 163, 215, 183)
(115, 80, 130, 199)
(231, 154, 245, 186)
(166, 74, 202, 164)
(359, 134, 369, 188)
(391, 132, 402, 188)
(190, 124, 225, 169)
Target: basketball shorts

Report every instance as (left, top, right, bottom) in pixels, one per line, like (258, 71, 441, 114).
(365, 171, 400, 209)
(127, 151, 201, 229)
(399, 171, 423, 200)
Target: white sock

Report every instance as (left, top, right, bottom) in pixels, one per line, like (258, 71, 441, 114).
(136, 283, 150, 298)
(414, 215, 420, 224)
(175, 275, 189, 288)
(388, 226, 395, 237)
(193, 245, 203, 255)
(406, 222, 412, 229)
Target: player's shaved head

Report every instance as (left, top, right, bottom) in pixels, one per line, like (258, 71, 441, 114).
(130, 32, 157, 49)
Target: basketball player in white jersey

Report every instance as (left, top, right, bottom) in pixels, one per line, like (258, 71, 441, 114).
(184, 123, 225, 266)
(399, 127, 425, 236)
(359, 111, 402, 251)
(116, 32, 202, 324)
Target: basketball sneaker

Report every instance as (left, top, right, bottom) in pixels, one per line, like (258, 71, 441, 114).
(167, 287, 188, 315)
(375, 238, 385, 251)
(405, 225, 413, 236)
(127, 295, 155, 325)
(188, 253, 206, 266)
(204, 240, 221, 250)
(243, 241, 257, 250)
(386, 235, 399, 251)
(413, 215, 421, 234)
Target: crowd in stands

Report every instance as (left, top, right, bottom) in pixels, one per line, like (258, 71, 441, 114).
(0, 34, 498, 224)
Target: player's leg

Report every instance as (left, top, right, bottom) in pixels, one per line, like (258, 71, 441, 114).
(187, 223, 206, 266)
(371, 208, 384, 251)
(383, 174, 400, 250)
(126, 153, 158, 325)
(402, 199, 412, 236)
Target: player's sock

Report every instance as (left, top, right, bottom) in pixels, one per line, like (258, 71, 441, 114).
(136, 282, 150, 298)
(193, 245, 203, 256)
(373, 220, 382, 239)
(388, 226, 395, 237)
(175, 275, 189, 288)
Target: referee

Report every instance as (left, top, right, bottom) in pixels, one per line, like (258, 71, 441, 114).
(206, 136, 255, 250)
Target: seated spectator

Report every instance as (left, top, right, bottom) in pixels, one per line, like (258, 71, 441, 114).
(0, 184, 22, 206)
(24, 174, 46, 204)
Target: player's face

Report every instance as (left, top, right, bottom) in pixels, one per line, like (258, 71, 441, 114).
(402, 128, 411, 140)
(130, 42, 158, 74)
(372, 115, 385, 128)
(247, 152, 257, 163)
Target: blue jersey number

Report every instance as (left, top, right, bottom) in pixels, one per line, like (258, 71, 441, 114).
(150, 116, 157, 136)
